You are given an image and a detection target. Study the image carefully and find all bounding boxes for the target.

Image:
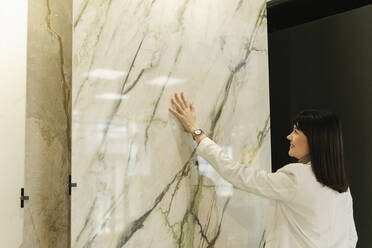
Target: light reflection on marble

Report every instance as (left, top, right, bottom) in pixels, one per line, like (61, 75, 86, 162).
(72, 0, 271, 247)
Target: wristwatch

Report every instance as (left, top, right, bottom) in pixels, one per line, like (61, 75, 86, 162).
(192, 129, 204, 140)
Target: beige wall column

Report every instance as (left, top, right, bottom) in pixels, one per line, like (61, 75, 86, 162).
(23, 0, 72, 247)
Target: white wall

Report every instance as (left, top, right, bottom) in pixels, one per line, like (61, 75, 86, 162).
(0, 0, 28, 246)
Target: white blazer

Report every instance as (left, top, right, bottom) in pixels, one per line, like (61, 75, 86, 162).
(196, 137, 358, 248)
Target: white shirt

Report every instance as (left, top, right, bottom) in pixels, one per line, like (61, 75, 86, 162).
(196, 137, 358, 248)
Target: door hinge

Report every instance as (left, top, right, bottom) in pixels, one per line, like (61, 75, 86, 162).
(69, 175, 77, 195)
(20, 188, 29, 208)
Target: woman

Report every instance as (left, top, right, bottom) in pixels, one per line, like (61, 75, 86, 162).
(168, 92, 358, 248)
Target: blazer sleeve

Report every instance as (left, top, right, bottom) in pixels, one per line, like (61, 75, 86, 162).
(196, 137, 298, 202)
(347, 189, 358, 247)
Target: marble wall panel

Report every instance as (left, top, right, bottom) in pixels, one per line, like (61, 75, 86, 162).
(72, 0, 270, 247)
(22, 0, 72, 247)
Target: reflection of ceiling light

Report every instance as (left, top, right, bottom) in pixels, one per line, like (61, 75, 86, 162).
(216, 184, 233, 197)
(95, 93, 127, 100)
(145, 76, 186, 86)
(197, 155, 234, 197)
(84, 69, 126, 79)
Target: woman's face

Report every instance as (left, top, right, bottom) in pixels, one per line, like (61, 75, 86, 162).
(286, 125, 310, 159)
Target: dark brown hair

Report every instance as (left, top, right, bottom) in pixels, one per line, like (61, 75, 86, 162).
(292, 109, 349, 193)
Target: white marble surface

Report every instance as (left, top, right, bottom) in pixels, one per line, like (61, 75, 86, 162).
(72, 0, 271, 247)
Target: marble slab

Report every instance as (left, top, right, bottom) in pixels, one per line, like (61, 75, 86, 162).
(22, 0, 72, 247)
(72, 0, 271, 247)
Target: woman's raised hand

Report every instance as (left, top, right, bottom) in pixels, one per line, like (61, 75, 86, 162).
(168, 92, 200, 133)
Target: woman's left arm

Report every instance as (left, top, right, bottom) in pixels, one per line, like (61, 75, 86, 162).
(196, 137, 299, 202)
(168, 92, 298, 202)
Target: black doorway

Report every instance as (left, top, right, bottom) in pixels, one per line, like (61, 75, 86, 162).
(267, 2, 372, 247)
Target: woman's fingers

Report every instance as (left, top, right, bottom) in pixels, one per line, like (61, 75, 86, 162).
(170, 91, 194, 115)
(190, 102, 194, 112)
(180, 92, 188, 108)
(174, 93, 186, 109)
(168, 107, 182, 119)
(171, 98, 184, 114)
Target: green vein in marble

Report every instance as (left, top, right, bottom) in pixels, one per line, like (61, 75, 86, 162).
(159, 207, 181, 242)
(239, 114, 270, 165)
(144, 79, 167, 152)
(208, 3, 266, 140)
(144, 45, 183, 151)
(219, 35, 226, 52)
(158, 162, 208, 245)
(73, 0, 113, 107)
(259, 229, 266, 248)
(244, 3, 266, 56)
(177, 175, 203, 247)
(158, 167, 193, 243)
(95, 37, 145, 156)
(74, 0, 89, 28)
(81, 192, 126, 248)
(197, 194, 215, 247)
(204, 197, 230, 247)
(74, 197, 98, 244)
(46, 0, 72, 158)
(192, 9, 268, 245)
(115, 152, 196, 248)
(133, 0, 146, 15)
(193, 210, 211, 246)
(235, 0, 244, 12)
(175, 0, 191, 32)
(157, 162, 221, 247)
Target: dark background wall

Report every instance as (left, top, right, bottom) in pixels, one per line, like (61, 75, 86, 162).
(268, 4, 372, 247)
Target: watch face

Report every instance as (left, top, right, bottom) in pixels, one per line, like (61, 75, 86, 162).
(194, 130, 202, 135)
